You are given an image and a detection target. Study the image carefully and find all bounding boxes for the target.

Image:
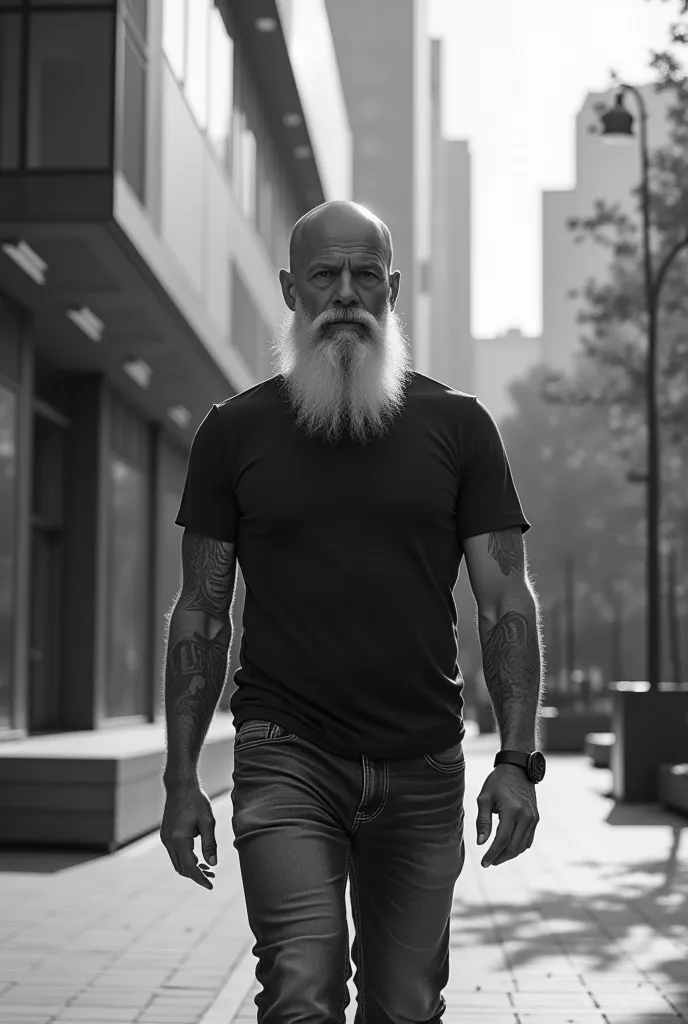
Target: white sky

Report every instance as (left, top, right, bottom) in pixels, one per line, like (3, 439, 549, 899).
(428, 0, 678, 338)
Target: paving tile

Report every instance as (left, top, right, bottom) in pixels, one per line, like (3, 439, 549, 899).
(602, 1017, 685, 1024)
(510, 991, 599, 1009)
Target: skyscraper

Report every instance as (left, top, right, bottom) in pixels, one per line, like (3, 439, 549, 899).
(429, 39, 473, 393)
(325, 0, 433, 370)
(542, 84, 672, 371)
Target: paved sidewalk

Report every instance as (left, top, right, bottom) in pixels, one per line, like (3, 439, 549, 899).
(0, 727, 687, 1024)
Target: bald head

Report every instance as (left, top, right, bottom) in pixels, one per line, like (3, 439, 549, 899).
(289, 201, 393, 274)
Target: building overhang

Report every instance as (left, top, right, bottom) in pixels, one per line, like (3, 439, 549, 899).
(0, 172, 250, 447)
(223, 0, 327, 213)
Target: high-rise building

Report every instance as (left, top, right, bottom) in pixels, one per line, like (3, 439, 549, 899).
(542, 84, 672, 371)
(0, 0, 351, 848)
(325, 0, 433, 371)
(473, 328, 543, 425)
(428, 39, 473, 393)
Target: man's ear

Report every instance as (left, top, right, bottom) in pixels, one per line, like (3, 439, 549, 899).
(389, 270, 401, 310)
(279, 269, 296, 312)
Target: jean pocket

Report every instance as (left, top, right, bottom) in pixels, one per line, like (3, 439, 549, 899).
(234, 719, 294, 751)
(424, 741, 465, 774)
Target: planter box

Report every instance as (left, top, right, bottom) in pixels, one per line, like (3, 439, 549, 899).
(657, 763, 688, 815)
(611, 682, 688, 803)
(540, 707, 611, 753)
(0, 715, 235, 851)
(584, 732, 615, 769)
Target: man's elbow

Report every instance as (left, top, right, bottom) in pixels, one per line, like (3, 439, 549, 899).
(478, 580, 537, 631)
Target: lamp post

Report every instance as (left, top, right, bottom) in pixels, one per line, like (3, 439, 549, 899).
(599, 83, 688, 691)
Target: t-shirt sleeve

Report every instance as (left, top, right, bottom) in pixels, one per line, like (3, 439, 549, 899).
(456, 398, 531, 542)
(174, 405, 239, 543)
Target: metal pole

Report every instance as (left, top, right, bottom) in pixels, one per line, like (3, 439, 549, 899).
(624, 84, 661, 691)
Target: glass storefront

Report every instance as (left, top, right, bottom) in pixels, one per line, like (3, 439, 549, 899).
(104, 395, 150, 719)
(0, 382, 16, 730)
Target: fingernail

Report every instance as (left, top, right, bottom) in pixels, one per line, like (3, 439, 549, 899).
(209, 855, 217, 866)
(477, 833, 486, 844)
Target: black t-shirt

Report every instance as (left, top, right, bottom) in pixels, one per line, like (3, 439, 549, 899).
(175, 372, 530, 760)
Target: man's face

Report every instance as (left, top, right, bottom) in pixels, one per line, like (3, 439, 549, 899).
(273, 208, 411, 446)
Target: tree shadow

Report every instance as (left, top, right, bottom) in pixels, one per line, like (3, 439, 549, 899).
(450, 840, 688, 1002)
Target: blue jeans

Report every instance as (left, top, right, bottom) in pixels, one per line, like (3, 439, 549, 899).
(230, 719, 466, 1024)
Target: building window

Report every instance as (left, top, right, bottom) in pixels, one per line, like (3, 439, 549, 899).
(232, 111, 257, 225)
(0, 15, 21, 170)
(0, 383, 16, 730)
(207, 3, 233, 171)
(185, 0, 209, 130)
(104, 454, 148, 718)
(161, 0, 185, 82)
(121, 25, 147, 202)
(26, 11, 114, 170)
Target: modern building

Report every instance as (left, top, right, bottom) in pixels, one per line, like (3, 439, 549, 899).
(428, 38, 473, 393)
(473, 328, 543, 425)
(0, 0, 351, 848)
(325, 0, 433, 372)
(542, 83, 672, 371)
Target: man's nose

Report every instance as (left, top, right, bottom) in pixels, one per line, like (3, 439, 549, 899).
(332, 270, 358, 305)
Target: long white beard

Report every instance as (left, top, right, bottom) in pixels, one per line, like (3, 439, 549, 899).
(270, 297, 414, 445)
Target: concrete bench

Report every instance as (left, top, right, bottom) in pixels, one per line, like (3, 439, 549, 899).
(0, 714, 235, 852)
(584, 732, 615, 769)
(540, 708, 612, 753)
(658, 763, 688, 816)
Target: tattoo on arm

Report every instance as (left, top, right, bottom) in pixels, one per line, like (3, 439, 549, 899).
(481, 607, 541, 747)
(487, 528, 523, 576)
(177, 532, 236, 619)
(164, 533, 237, 782)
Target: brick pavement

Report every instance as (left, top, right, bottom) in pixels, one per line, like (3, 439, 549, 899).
(0, 726, 687, 1024)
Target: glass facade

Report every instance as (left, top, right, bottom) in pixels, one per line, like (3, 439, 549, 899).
(26, 10, 114, 170)
(104, 456, 148, 718)
(104, 397, 150, 719)
(0, 382, 16, 730)
(121, 8, 147, 203)
(161, 0, 298, 268)
(0, 14, 21, 169)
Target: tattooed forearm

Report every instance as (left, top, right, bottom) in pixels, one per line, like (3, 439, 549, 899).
(480, 596, 542, 750)
(488, 528, 522, 576)
(163, 619, 232, 786)
(163, 533, 237, 788)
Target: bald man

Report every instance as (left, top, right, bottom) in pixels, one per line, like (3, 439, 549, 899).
(162, 201, 544, 1023)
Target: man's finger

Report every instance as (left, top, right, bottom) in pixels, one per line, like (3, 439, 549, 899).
(174, 838, 214, 890)
(481, 811, 516, 867)
(491, 815, 533, 866)
(476, 792, 494, 845)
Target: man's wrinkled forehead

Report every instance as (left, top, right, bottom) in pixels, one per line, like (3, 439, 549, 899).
(291, 209, 390, 273)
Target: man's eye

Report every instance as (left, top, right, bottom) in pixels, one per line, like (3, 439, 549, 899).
(359, 271, 376, 279)
(315, 271, 333, 278)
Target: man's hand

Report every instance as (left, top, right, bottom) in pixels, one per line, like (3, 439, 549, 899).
(160, 781, 218, 890)
(476, 764, 539, 867)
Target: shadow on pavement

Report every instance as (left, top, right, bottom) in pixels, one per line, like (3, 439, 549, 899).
(451, 842, 688, 994)
(0, 846, 104, 874)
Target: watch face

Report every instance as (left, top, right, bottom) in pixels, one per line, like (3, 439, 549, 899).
(528, 751, 546, 783)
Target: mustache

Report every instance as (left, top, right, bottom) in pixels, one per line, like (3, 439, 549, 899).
(312, 307, 379, 332)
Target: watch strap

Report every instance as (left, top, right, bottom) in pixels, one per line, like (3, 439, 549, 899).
(494, 750, 530, 770)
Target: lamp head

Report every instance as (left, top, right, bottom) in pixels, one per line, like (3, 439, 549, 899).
(600, 91, 635, 144)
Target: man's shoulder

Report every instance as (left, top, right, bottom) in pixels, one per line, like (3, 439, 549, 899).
(409, 372, 477, 413)
(215, 375, 283, 420)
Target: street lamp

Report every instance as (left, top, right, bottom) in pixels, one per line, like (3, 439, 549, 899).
(599, 82, 688, 691)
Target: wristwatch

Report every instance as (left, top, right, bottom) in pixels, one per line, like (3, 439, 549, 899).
(494, 749, 546, 784)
